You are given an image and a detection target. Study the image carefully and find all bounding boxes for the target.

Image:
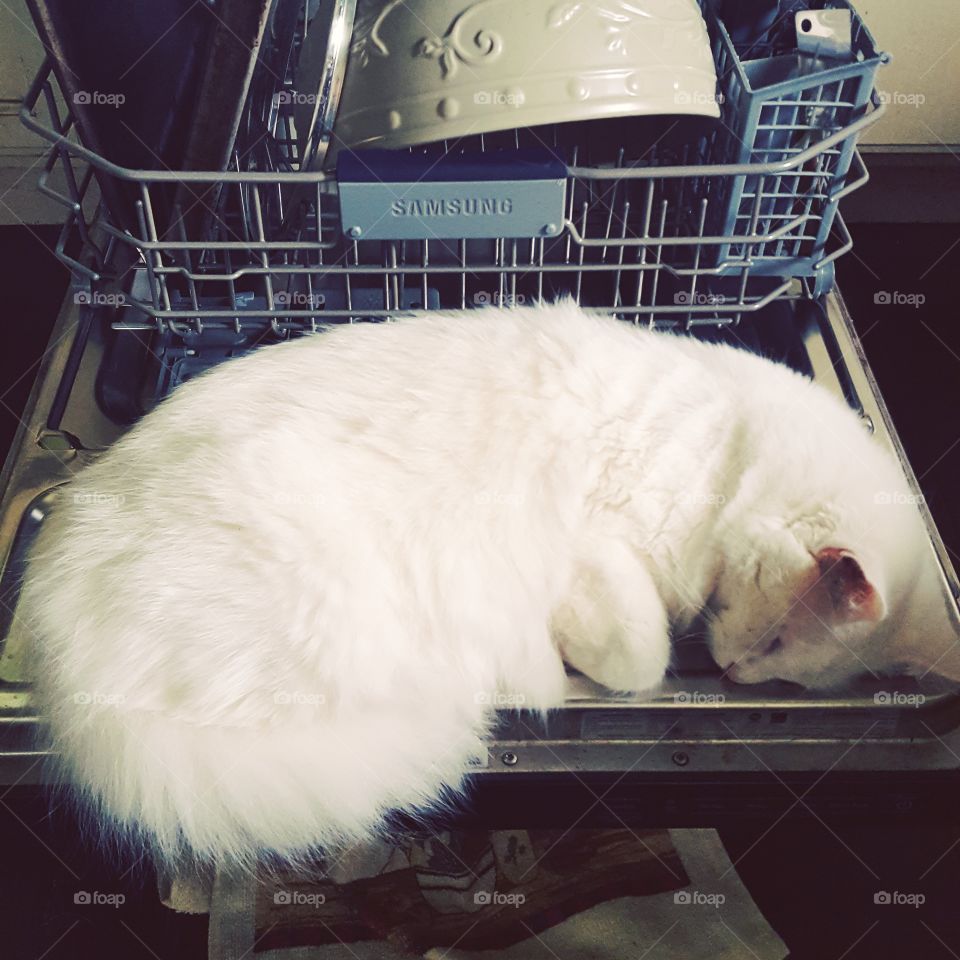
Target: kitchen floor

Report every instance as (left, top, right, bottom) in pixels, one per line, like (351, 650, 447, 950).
(0, 221, 959, 959)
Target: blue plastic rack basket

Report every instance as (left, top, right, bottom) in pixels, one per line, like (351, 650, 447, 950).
(709, 0, 887, 278)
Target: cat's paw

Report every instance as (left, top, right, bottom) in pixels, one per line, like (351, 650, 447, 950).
(561, 631, 670, 695)
(499, 647, 569, 712)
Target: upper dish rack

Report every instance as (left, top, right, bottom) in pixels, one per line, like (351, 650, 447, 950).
(19, 0, 888, 336)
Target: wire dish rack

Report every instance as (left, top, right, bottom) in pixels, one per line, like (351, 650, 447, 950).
(20, 0, 887, 336)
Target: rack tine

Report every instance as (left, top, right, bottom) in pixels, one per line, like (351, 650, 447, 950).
(535, 237, 544, 305)
(393, 241, 401, 311)
(174, 203, 201, 330)
(345, 238, 357, 319)
(136, 198, 164, 318)
(251, 184, 281, 337)
(138, 186, 174, 334)
(648, 199, 668, 328)
(564, 146, 578, 265)
(600, 147, 625, 265)
(634, 180, 655, 318)
(575, 201, 588, 305)
(497, 237, 506, 306)
(613, 201, 629, 309)
(421, 239, 429, 309)
(685, 199, 710, 331)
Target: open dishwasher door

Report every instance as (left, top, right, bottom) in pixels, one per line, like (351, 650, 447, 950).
(2, 282, 959, 827)
(5, 0, 959, 823)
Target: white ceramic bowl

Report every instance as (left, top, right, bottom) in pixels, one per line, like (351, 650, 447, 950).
(331, 0, 720, 157)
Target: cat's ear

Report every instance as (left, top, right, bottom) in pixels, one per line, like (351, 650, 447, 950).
(810, 547, 886, 625)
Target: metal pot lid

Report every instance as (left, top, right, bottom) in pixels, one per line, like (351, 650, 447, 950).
(292, 0, 357, 172)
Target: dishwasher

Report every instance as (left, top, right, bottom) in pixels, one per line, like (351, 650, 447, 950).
(3, 0, 960, 833)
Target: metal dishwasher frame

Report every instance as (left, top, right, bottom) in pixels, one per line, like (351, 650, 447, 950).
(1, 280, 959, 799)
(5, 0, 960, 822)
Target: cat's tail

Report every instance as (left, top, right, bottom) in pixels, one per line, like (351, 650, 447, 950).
(42, 695, 488, 869)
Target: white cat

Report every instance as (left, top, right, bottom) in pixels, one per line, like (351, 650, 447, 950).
(18, 302, 956, 868)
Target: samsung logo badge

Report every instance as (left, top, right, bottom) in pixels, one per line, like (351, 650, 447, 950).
(390, 197, 514, 218)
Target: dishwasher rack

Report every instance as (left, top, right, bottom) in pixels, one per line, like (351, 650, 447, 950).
(19, 1, 887, 335)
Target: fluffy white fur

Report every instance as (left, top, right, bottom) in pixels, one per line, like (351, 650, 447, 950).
(18, 303, 944, 867)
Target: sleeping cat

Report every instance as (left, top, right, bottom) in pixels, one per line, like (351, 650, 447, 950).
(18, 302, 956, 868)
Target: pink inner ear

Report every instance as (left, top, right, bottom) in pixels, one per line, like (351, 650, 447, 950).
(814, 547, 886, 624)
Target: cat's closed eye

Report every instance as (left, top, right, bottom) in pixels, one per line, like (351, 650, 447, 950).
(761, 636, 783, 657)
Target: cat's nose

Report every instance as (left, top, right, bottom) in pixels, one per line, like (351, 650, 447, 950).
(722, 662, 744, 683)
